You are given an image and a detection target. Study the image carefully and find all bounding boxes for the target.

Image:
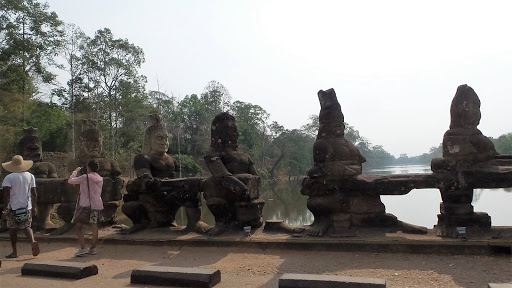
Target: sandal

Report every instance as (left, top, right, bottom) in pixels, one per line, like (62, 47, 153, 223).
(32, 241, 40, 257)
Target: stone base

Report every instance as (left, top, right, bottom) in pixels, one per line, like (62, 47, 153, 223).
(332, 213, 427, 235)
(264, 220, 305, 234)
(279, 273, 386, 288)
(101, 201, 121, 226)
(131, 266, 221, 287)
(31, 204, 58, 232)
(21, 261, 98, 279)
(436, 212, 491, 238)
(236, 199, 265, 228)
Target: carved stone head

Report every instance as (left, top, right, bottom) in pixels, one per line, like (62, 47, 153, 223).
(18, 127, 42, 162)
(210, 112, 239, 150)
(449, 84, 481, 130)
(77, 119, 104, 159)
(142, 114, 169, 155)
(317, 88, 345, 139)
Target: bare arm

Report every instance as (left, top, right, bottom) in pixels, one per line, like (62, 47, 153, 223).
(31, 187, 38, 216)
(2, 187, 10, 210)
(2, 187, 10, 220)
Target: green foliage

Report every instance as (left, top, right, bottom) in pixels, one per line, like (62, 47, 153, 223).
(0, 0, 64, 124)
(232, 101, 269, 159)
(490, 133, 512, 154)
(173, 154, 203, 177)
(27, 101, 70, 151)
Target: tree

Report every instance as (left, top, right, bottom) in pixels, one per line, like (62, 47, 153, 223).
(80, 28, 146, 158)
(0, 0, 64, 124)
(201, 80, 232, 115)
(491, 133, 512, 154)
(58, 23, 89, 158)
(28, 101, 70, 151)
(301, 114, 318, 137)
(231, 100, 269, 158)
(174, 94, 208, 157)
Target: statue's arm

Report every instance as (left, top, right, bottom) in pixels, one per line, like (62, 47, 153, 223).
(48, 164, 58, 178)
(174, 157, 180, 175)
(134, 154, 152, 177)
(110, 160, 122, 177)
(204, 154, 231, 177)
(248, 156, 258, 176)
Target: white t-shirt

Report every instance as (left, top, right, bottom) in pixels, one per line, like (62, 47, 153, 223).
(2, 172, 36, 210)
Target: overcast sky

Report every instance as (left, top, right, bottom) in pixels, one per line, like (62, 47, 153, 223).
(45, 0, 512, 157)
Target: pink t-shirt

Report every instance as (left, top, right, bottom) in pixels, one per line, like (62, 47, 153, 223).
(68, 171, 104, 210)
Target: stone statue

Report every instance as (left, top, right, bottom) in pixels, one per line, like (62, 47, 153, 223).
(68, 119, 123, 179)
(301, 89, 366, 236)
(51, 120, 123, 235)
(19, 127, 58, 179)
(18, 127, 59, 231)
(203, 112, 265, 237)
(434, 84, 498, 170)
(121, 114, 210, 234)
(431, 84, 501, 237)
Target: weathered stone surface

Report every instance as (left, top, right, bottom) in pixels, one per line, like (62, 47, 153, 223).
(431, 84, 512, 237)
(51, 119, 124, 235)
(203, 112, 265, 237)
(17, 127, 60, 231)
(122, 114, 209, 235)
(131, 266, 221, 287)
(21, 261, 98, 279)
(279, 273, 386, 288)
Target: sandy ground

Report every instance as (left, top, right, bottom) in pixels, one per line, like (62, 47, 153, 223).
(1, 236, 511, 288)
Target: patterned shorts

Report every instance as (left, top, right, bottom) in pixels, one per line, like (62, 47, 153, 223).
(6, 209, 32, 230)
(71, 209, 104, 224)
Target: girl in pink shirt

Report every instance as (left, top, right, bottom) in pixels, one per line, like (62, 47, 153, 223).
(68, 159, 104, 256)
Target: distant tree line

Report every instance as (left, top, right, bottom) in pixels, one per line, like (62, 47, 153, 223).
(2, 0, 511, 178)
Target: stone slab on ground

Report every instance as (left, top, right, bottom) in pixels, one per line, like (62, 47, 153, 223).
(131, 265, 221, 287)
(21, 261, 98, 279)
(279, 273, 386, 288)
(489, 284, 512, 288)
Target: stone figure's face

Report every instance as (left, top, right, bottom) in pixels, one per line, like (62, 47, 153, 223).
(150, 131, 169, 154)
(460, 100, 481, 128)
(83, 140, 103, 158)
(22, 141, 42, 162)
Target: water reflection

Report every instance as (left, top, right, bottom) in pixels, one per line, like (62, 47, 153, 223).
(136, 164, 511, 228)
(367, 165, 512, 228)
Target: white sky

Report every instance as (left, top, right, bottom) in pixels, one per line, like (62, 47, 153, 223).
(45, 0, 512, 157)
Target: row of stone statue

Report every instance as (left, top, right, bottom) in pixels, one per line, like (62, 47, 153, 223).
(2, 84, 511, 238)
(1, 111, 265, 237)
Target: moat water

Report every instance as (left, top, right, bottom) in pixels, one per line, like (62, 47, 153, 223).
(125, 164, 512, 229)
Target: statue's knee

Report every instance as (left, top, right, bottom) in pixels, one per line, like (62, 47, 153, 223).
(122, 201, 143, 217)
(307, 196, 338, 214)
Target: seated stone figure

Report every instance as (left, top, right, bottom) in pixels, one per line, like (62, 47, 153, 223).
(432, 84, 498, 171)
(18, 127, 59, 231)
(67, 120, 122, 179)
(431, 84, 501, 237)
(51, 120, 123, 235)
(203, 112, 265, 237)
(19, 127, 58, 179)
(302, 89, 366, 237)
(122, 114, 210, 234)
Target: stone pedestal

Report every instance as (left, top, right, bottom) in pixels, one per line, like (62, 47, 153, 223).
(235, 198, 265, 228)
(436, 211, 491, 237)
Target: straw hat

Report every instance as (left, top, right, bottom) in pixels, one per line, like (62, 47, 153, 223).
(2, 155, 33, 173)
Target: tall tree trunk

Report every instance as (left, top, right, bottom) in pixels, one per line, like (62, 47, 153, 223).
(269, 148, 285, 179)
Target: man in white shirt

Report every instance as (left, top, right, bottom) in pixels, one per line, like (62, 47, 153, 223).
(1, 155, 40, 258)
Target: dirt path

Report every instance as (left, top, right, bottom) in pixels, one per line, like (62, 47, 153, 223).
(1, 240, 511, 288)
